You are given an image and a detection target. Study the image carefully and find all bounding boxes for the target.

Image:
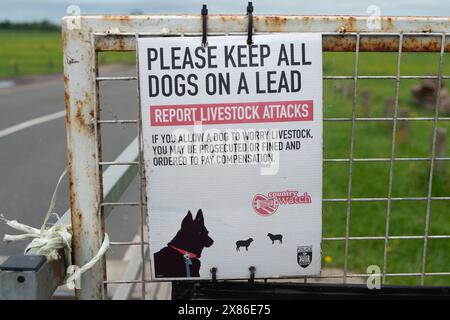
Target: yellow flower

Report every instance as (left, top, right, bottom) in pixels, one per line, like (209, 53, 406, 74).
(387, 246, 392, 253)
(324, 255, 333, 263)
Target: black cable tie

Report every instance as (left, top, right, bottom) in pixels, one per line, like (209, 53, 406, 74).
(201, 4, 208, 47)
(248, 266, 256, 283)
(246, 2, 254, 46)
(210, 267, 217, 283)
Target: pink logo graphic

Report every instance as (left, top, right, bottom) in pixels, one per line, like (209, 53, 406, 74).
(252, 191, 312, 216)
(252, 194, 279, 216)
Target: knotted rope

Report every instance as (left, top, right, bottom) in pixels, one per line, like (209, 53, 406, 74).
(0, 169, 109, 285)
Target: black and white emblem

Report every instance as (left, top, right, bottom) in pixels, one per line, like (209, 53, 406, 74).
(297, 246, 312, 268)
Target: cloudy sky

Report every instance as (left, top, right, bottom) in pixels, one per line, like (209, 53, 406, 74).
(1, 0, 449, 23)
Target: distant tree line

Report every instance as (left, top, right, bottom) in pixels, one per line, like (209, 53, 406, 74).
(0, 20, 60, 31)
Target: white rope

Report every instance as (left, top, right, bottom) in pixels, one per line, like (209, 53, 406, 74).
(0, 169, 109, 285)
(0, 215, 73, 262)
(65, 233, 110, 284)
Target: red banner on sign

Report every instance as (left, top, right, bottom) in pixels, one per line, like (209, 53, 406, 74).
(150, 100, 314, 126)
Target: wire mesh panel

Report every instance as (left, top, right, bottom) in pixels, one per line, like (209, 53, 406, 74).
(62, 15, 450, 300)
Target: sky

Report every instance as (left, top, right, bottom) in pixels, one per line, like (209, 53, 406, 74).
(1, 0, 449, 24)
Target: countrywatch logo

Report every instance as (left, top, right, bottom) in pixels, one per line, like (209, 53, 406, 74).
(252, 190, 312, 216)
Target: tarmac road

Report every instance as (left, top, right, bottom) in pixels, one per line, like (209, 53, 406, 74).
(0, 65, 141, 259)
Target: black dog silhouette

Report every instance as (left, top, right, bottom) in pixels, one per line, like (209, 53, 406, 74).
(153, 209, 213, 278)
(236, 238, 254, 251)
(267, 233, 283, 244)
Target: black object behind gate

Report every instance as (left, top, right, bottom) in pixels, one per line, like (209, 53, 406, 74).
(172, 281, 450, 299)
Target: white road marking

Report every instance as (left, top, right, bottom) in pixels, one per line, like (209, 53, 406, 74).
(0, 110, 65, 139)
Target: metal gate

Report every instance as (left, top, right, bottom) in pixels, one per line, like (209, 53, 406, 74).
(59, 14, 450, 300)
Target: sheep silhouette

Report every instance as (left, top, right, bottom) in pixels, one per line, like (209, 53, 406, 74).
(267, 233, 283, 244)
(236, 238, 254, 251)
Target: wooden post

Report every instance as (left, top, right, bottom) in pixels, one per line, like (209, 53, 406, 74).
(383, 97, 395, 128)
(13, 62, 19, 75)
(432, 127, 448, 172)
(396, 109, 410, 144)
(343, 83, 351, 99)
(383, 97, 395, 118)
(361, 89, 371, 116)
(48, 59, 55, 71)
(334, 80, 342, 93)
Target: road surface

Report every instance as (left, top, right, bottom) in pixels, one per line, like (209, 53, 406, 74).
(0, 65, 141, 260)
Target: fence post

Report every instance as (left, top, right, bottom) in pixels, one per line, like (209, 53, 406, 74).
(343, 82, 351, 98)
(397, 109, 410, 143)
(360, 89, 371, 116)
(383, 97, 395, 117)
(433, 127, 448, 172)
(62, 17, 106, 300)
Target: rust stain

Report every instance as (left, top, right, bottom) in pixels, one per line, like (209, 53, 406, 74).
(257, 16, 288, 32)
(73, 93, 95, 135)
(61, 28, 68, 49)
(66, 151, 74, 231)
(301, 16, 311, 23)
(74, 100, 84, 127)
(323, 35, 354, 51)
(212, 14, 237, 21)
(63, 74, 69, 84)
(323, 34, 448, 52)
(112, 36, 126, 51)
(335, 16, 355, 33)
(382, 17, 395, 32)
(71, 208, 83, 256)
(96, 35, 133, 51)
(65, 103, 71, 129)
(49, 258, 64, 281)
(361, 35, 399, 52)
(101, 15, 130, 21)
(67, 159, 81, 258)
(343, 16, 356, 32)
(64, 75, 71, 130)
(403, 36, 443, 52)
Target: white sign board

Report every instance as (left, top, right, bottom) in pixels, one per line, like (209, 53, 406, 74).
(138, 33, 323, 280)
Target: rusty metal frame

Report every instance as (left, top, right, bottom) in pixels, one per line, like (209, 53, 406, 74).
(62, 14, 450, 300)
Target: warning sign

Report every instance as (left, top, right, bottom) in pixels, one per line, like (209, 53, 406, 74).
(138, 33, 323, 280)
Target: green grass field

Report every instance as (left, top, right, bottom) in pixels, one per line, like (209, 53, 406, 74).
(0, 30, 62, 77)
(322, 52, 450, 285)
(0, 30, 134, 77)
(0, 30, 449, 285)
